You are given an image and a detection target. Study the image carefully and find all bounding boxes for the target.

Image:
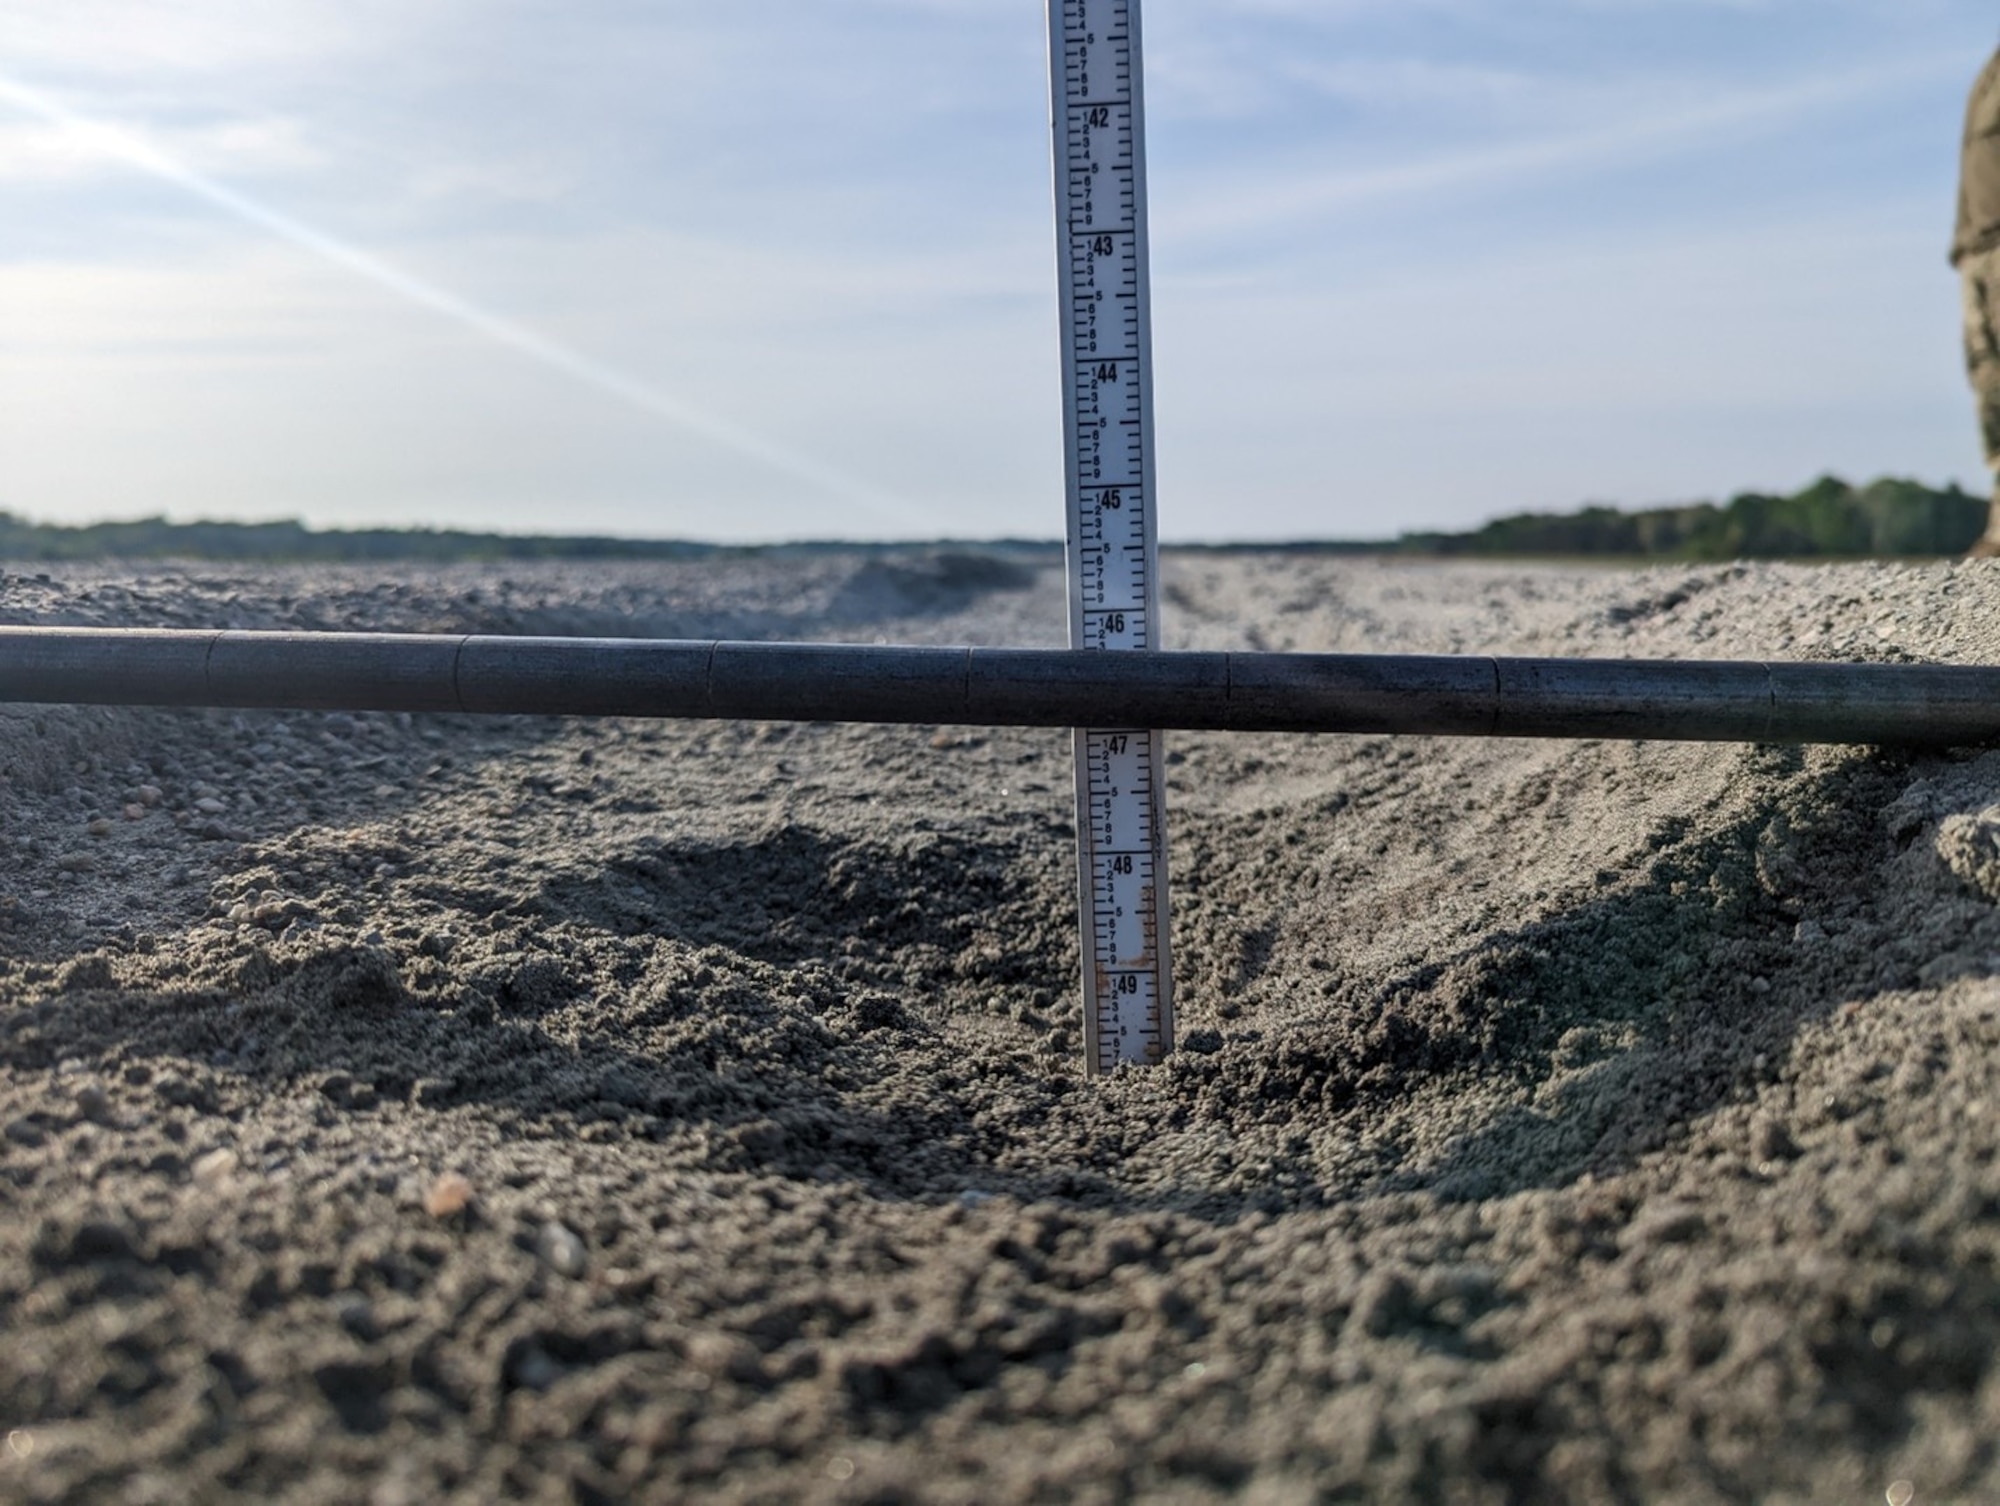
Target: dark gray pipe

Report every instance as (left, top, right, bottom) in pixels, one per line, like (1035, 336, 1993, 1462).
(0, 626, 1996, 745)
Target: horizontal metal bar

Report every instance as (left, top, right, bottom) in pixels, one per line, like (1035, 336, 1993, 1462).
(0, 626, 1997, 745)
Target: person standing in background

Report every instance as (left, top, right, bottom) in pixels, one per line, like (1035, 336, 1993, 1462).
(1956, 42, 2000, 555)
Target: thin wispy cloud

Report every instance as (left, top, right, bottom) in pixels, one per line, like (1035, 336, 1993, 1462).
(0, 0, 417, 78)
(0, 113, 319, 185)
(1162, 49, 1966, 243)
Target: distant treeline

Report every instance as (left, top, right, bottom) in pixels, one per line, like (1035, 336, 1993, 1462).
(1394, 476, 1988, 561)
(0, 474, 1984, 562)
(0, 514, 730, 563)
(0, 513, 1072, 565)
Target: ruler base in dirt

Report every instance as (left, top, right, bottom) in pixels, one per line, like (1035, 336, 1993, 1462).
(1075, 726, 1174, 1073)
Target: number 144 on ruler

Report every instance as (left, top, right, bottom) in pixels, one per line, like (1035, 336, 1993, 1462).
(1047, 0, 1174, 1073)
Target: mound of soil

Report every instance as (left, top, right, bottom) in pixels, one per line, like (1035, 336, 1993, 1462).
(1, 551, 1997, 1502)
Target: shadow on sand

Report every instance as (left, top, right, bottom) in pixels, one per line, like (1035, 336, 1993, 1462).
(0, 739, 1976, 1225)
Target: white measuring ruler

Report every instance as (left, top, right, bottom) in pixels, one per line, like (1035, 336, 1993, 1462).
(1048, 0, 1174, 1073)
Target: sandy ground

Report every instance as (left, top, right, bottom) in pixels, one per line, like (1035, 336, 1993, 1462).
(2, 549, 1999, 1503)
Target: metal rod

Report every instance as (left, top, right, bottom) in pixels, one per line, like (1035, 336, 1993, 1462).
(1, 626, 1996, 746)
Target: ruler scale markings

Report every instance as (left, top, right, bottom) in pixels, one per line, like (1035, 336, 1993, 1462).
(1049, 0, 1174, 1074)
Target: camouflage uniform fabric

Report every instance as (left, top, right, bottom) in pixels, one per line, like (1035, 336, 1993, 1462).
(1962, 249, 2000, 469)
(1957, 49, 2000, 497)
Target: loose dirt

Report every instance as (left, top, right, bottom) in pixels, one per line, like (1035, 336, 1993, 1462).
(2, 550, 1998, 1503)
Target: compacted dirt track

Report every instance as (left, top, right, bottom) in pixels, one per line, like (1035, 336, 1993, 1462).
(2, 550, 1998, 1503)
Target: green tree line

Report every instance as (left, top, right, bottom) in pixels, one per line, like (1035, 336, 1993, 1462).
(0, 515, 1058, 565)
(0, 475, 1983, 562)
(1396, 476, 1987, 560)
(0, 515, 725, 564)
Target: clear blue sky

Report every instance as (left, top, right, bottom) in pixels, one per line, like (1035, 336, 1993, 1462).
(1, 0, 1994, 542)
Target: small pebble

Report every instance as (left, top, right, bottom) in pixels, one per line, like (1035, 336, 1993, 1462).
(55, 853, 95, 874)
(86, 818, 114, 837)
(425, 1171, 475, 1219)
(191, 1147, 239, 1185)
(123, 804, 145, 821)
(332, 1292, 376, 1339)
(536, 1219, 587, 1278)
(1750, 1116, 1800, 1164)
(194, 797, 227, 816)
(684, 1330, 763, 1384)
(136, 785, 163, 807)
(1620, 1201, 1708, 1249)
(509, 1343, 562, 1392)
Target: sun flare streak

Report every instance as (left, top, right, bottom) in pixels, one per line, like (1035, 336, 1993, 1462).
(0, 72, 919, 528)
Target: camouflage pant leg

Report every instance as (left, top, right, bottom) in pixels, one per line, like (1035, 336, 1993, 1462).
(1962, 248, 2000, 468)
